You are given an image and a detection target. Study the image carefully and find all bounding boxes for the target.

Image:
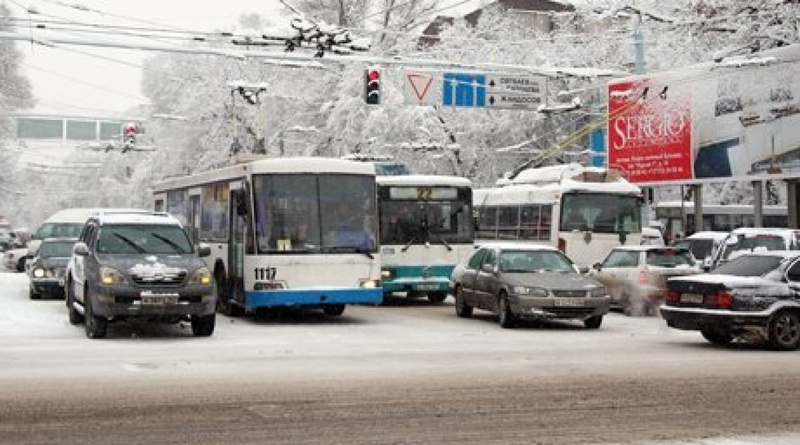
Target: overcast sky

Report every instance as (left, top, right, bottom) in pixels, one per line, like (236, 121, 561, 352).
(8, 0, 481, 117)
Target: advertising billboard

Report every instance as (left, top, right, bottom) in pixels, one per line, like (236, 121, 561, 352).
(607, 44, 800, 185)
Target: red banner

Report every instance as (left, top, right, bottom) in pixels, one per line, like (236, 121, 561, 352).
(607, 79, 693, 183)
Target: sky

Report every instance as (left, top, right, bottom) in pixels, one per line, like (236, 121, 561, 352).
(7, 0, 482, 117)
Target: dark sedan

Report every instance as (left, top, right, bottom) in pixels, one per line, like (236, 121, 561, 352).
(28, 237, 77, 299)
(661, 250, 800, 350)
(450, 243, 610, 329)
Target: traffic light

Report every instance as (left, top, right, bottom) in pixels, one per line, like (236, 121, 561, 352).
(365, 68, 380, 105)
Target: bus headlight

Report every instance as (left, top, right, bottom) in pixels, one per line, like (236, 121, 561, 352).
(381, 269, 392, 279)
(189, 267, 211, 285)
(360, 279, 379, 289)
(512, 286, 548, 297)
(100, 266, 128, 285)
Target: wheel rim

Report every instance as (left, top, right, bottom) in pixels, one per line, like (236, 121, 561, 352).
(774, 314, 800, 346)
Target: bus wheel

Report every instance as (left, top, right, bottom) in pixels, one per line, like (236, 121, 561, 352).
(323, 304, 346, 317)
(428, 292, 447, 304)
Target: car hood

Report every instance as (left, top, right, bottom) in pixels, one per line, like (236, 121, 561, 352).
(32, 257, 70, 268)
(502, 272, 603, 290)
(97, 253, 204, 274)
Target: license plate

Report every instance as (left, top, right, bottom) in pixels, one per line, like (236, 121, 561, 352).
(141, 292, 179, 305)
(417, 284, 439, 291)
(681, 293, 704, 304)
(554, 298, 584, 307)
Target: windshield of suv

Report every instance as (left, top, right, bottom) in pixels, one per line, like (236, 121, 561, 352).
(97, 224, 193, 255)
(712, 254, 785, 276)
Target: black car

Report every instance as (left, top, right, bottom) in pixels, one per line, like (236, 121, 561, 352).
(65, 212, 216, 339)
(661, 250, 800, 350)
(28, 237, 77, 299)
(450, 243, 610, 329)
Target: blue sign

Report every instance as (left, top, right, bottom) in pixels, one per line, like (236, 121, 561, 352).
(442, 72, 486, 107)
(590, 128, 606, 168)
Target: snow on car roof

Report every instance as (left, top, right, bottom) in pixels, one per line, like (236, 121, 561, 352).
(686, 231, 729, 240)
(96, 212, 181, 226)
(475, 241, 560, 251)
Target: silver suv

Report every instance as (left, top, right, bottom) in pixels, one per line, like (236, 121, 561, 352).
(65, 212, 216, 339)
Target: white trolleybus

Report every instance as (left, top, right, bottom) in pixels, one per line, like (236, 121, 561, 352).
(377, 175, 474, 303)
(474, 164, 644, 268)
(152, 157, 383, 317)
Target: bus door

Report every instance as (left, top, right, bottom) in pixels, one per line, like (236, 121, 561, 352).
(228, 187, 248, 305)
(187, 189, 201, 243)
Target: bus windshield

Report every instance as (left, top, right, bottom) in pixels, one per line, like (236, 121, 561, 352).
(253, 174, 378, 254)
(560, 193, 641, 234)
(380, 198, 472, 245)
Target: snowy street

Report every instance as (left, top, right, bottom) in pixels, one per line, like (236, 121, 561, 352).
(2, 269, 800, 444)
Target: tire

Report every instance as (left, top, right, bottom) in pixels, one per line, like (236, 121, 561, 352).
(498, 292, 516, 329)
(323, 304, 346, 317)
(427, 292, 447, 304)
(700, 327, 734, 345)
(454, 286, 472, 318)
(768, 311, 800, 351)
(584, 315, 603, 329)
(15, 257, 25, 272)
(84, 293, 108, 339)
(66, 280, 84, 325)
(191, 313, 216, 337)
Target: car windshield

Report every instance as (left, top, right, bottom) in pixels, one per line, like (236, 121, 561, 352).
(675, 239, 714, 260)
(646, 248, 695, 267)
(712, 254, 785, 276)
(722, 235, 787, 260)
(96, 224, 193, 255)
(37, 240, 75, 258)
(499, 250, 576, 273)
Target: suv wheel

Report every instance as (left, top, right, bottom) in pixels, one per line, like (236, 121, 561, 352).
(215, 273, 243, 317)
(191, 313, 216, 337)
(84, 293, 108, 339)
(768, 311, 800, 351)
(66, 280, 84, 325)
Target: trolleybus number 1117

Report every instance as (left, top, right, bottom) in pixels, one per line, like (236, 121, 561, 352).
(255, 267, 277, 281)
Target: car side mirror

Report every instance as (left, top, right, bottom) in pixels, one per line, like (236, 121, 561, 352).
(197, 243, 211, 257)
(73, 242, 90, 256)
(577, 265, 590, 274)
(592, 262, 602, 271)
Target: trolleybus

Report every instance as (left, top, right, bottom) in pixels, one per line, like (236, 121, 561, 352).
(473, 164, 643, 268)
(152, 156, 383, 317)
(653, 201, 789, 240)
(377, 175, 474, 303)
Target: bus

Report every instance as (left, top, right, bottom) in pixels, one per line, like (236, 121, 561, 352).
(377, 175, 474, 303)
(654, 201, 789, 240)
(152, 156, 383, 317)
(473, 164, 643, 268)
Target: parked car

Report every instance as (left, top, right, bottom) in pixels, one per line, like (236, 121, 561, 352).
(450, 243, 609, 329)
(591, 245, 702, 316)
(65, 212, 216, 339)
(27, 237, 77, 299)
(2, 246, 29, 272)
(708, 227, 800, 270)
(661, 250, 800, 350)
(672, 231, 729, 270)
(641, 227, 666, 246)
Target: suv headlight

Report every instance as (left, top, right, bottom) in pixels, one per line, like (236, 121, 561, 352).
(189, 267, 211, 285)
(512, 286, 548, 297)
(100, 266, 128, 285)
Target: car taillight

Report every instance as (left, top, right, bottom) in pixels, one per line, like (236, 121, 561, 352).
(665, 289, 681, 303)
(707, 290, 732, 308)
(638, 270, 647, 284)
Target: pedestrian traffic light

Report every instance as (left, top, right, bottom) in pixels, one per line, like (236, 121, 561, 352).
(365, 68, 380, 105)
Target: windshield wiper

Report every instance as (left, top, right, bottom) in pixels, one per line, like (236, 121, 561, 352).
(401, 236, 417, 252)
(113, 233, 146, 254)
(435, 234, 453, 251)
(150, 232, 188, 253)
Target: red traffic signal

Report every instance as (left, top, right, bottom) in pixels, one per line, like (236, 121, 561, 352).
(365, 68, 380, 105)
